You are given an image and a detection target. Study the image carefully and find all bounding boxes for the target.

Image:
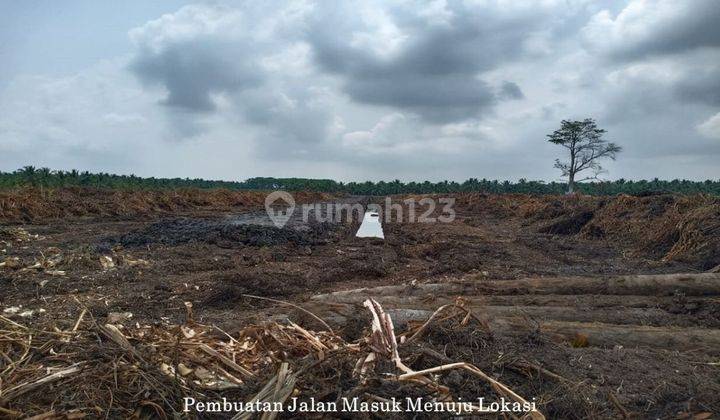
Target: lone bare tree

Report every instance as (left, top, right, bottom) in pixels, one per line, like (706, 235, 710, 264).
(548, 118, 621, 194)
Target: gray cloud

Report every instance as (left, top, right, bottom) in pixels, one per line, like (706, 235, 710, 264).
(674, 67, 720, 106)
(343, 74, 495, 123)
(125, 4, 331, 145)
(306, 1, 538, 123)
(130, 38, 263, 112)
(499, 81, 524, 100)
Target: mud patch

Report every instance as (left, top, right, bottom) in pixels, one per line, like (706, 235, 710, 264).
(109, 218, 342, 249)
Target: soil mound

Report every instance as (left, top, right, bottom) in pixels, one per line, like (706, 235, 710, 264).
(664, 203, 720, 269)
(580, 194, 719, 267)
(0, 187, 331, 223)
(453, 193, 720, 269)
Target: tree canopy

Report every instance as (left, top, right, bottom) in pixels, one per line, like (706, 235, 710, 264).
(548, 119, 621, 193)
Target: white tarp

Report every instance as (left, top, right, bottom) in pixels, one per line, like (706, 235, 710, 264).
(355, 211, 384, 239)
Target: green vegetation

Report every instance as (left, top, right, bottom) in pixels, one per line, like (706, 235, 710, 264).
(1, 166, 719, 195)
(0, 167, 244, 190)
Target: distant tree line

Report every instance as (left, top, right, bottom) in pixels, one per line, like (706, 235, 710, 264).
(1, 166, 719, 196)
(0, 167, 244, 190)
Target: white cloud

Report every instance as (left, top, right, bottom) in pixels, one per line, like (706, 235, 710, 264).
(583, 1, 673, 51)
(582, 0, 720, 60)
(128, 5, 247, 50)
(697, 112, 720, 139)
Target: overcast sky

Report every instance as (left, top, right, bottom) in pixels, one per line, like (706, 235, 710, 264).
(1, 0, 719, 182)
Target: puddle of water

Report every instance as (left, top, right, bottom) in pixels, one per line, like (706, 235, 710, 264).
(356, 211, 384, 239)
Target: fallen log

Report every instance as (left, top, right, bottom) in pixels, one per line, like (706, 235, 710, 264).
(378, 309, 720, 353)
(310, 273, 720, 302)
(320, 300, 712, 328)
(518, 319, 720, 353)
(280, 300, 720, 353)
(412, 304, 703, 327)
(317, 292, 715, 310)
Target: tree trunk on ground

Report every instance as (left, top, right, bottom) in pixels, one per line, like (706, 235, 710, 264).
(310, 301, 714, 332)
(376, 309, 720, 353)
(303, 273, 720, 353)
(310, 273, 720, 303)
(500, 318, 720, 353)
(384, 304, 704, 328)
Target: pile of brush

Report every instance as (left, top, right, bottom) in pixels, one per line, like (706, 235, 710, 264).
(0, 300, 549, 419)
(453, 192, 720, 269)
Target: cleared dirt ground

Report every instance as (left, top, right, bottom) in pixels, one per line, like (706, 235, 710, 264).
(1, 189, 719, 418)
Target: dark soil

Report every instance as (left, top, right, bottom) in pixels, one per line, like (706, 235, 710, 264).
(113, 218, 341, 248)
